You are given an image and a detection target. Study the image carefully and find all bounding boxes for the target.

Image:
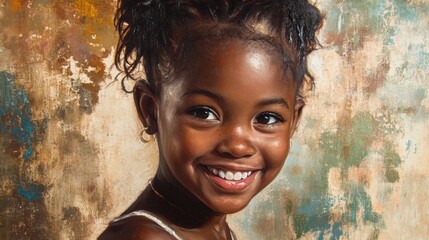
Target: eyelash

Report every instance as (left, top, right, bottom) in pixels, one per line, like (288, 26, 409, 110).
(254, 112, 285, 125)
(187, 106, 219, 120)
(187, 107, 284, 126)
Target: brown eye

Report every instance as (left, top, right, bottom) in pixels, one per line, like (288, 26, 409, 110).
(254, 112, 284, 125)
(188, 107, 218, 120)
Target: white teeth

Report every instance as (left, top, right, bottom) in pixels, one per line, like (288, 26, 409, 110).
(233, 172, 242, 180)
(219, 170, 225, 179)
(225, 171, 234, 180)
(207, 166, 252, 181)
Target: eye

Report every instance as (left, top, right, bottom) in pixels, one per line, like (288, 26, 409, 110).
(254, 112, 284, 125)
(187, 106, 218, 120)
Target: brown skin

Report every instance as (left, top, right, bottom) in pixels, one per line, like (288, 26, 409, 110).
(99, 38, 304, 239)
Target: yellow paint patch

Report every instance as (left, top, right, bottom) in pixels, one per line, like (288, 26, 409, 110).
(74, 0, 97, 19)
(10, 0, 23, 12)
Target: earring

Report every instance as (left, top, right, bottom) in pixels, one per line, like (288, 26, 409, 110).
(140, 127, 154, 143)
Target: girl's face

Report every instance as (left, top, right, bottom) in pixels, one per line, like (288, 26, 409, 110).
(143, 39, 302, 214)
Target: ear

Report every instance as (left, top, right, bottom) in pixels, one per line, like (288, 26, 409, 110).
(289, 97, 305, 138)
(134, 80, 158, 135)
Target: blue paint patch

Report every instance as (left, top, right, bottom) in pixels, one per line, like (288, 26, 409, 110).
(418, 50, 429, 68)
(392, 1, 420, 22)
(294, 195, 333, 237)
(406, 140, 412, 152)
(0, 71, 37, 161)
(344, 184, 383, 226)
(331, 222, 343, 240)
(408, 44, 429, 70)
(384, 28, 396, 46)
(17, 182, 43, 201)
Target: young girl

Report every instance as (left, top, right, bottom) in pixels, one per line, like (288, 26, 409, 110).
(99, 0, 322, 239)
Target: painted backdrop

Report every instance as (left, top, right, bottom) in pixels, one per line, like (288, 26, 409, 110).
(0, 0, 428, 239)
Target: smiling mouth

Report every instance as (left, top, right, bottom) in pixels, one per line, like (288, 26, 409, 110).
(207, 166, 252, 181)
(203, 165, 259, 192)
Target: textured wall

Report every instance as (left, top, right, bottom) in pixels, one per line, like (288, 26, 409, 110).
(0, 0, 428, 239)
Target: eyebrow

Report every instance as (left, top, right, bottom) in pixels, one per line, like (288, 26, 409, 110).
(182, 89, 289, 109)
(257, 98, 290, 109)
(182, 89, 224, 102)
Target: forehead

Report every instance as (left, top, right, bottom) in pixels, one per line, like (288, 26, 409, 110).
(183, 38, 292, 82)
(163, 38, 296, 100)
(186, 36, 285, 68)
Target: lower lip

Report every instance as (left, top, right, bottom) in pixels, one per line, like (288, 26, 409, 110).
(204, 168, 259, 192)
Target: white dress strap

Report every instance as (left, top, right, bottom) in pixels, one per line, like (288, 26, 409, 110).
(112, 210, 236, 240)
(112, 210, 183, 240)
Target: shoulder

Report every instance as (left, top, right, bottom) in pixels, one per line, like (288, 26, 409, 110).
(98, 217, 176, 240)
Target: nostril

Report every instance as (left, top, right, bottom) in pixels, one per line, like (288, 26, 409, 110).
(219, 152, 233, 159)
(217, 142, 257, 159)
(220, 152, 254, 159)
(216, 126, 257, 158)
(219, 152, 241, 159)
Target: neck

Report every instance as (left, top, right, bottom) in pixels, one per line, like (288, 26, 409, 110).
(148, 171, 226, 228)
(122, 165, 233, 239)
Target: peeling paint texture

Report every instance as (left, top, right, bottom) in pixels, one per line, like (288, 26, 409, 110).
(0, 0, 428, 239)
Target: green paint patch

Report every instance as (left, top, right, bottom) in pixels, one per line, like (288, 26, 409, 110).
(294, 111, 400, 238)
(416, 88, 427, 102)
(293, 195, 333, 237)
(385, 169, 399, 183)
(325, 0, 392, 49)
(392, 1, 420, 22)
(383, 143, 401, 183)
(34, 0, 53, 5)
(322, 0, 426, 58)
(344, 184, 383, 225)
(239, 186, 298, 239)
(328, 0, 388, 33)
(331, 222, 343, 240)
(320, 112, 375, 171)
(385, 28, 397, 46)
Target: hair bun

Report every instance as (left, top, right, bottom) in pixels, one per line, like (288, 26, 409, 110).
(115, 0, 323, 96)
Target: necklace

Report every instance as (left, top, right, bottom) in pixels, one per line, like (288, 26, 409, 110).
(148, 179, 236, 240)
(148, 179, 196, 219)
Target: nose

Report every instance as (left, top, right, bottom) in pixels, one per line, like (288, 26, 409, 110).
(216, 125, 257, 158)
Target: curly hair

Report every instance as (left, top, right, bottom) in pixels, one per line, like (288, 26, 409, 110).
(114, 0, 323, 96)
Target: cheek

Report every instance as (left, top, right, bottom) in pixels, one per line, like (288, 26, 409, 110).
(169, 124, 215, 163)
(262, 135, 291, 169)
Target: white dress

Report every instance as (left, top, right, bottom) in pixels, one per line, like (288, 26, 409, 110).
(112, 210, 235, 240)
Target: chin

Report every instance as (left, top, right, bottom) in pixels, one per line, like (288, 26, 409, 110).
(205, 195, 254, 214)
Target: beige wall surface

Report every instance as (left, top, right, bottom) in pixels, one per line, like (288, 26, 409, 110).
(0, 0, 428, 239)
